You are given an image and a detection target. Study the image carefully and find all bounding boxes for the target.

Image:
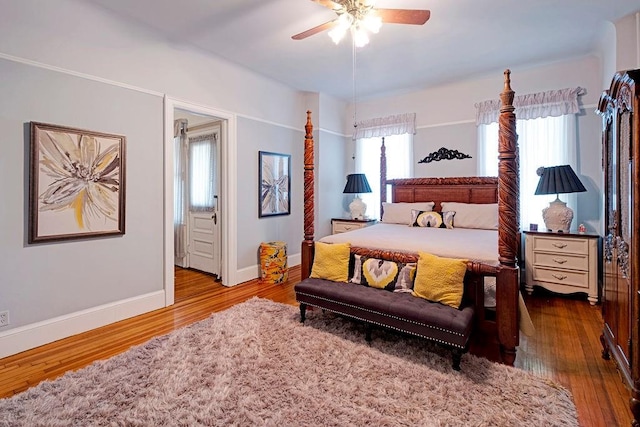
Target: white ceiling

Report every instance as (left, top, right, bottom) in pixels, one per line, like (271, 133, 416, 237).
(85, 0, 639, 101)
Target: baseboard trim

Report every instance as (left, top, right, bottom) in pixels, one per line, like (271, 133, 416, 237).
(231, 253, 301, 287)
(0, 291, 165, 359)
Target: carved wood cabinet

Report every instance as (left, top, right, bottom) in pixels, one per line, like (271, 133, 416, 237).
(597, 69, 640, 425)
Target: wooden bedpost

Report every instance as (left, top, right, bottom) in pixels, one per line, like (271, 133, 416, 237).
(496, 69, 520, 365)
(379, 137, 387, 216)
(301, 111, 315, 280)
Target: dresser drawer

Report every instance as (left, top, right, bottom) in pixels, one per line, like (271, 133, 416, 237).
(531, 251, 589, 271)
(532, 236, 589, 255)
(531, 266, 589, 289)
(333, 222, 363, 233)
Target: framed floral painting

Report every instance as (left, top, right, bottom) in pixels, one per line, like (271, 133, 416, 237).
(29, 122, 126, 243)
(258, 151, 290, 218)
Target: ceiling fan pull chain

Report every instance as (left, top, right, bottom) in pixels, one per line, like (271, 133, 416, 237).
(352, 38, 358, 130)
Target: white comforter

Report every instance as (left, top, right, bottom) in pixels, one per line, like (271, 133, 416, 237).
(320, 223, 535, 335)
(320, 223, 499, 266)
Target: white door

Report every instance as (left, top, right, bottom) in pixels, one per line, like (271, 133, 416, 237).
(185, 123, 221, 277)
(188, 208, 220, 275)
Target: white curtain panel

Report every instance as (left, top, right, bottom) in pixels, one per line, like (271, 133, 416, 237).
(352, 113, 416, 140)
(477, 115, 578, 229)
(188, 133, 217, 212)
(173, 119, 188, 259)
(355, 133, 413, 220)
(475, 87, 582, 126)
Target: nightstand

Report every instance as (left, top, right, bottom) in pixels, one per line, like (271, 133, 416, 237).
(331, 218, 377, 234)
(524, 230, 600, 305)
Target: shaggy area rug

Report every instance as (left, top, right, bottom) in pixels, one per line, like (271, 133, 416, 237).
(0, 298, 577, 426)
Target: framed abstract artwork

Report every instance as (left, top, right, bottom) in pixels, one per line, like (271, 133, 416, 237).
(29, 122, 126, 243)
(258, 151, 290, 217)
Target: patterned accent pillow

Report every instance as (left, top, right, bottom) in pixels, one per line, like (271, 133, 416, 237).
(410, 209, 455, 229)
(351, 255, 416, 292)
(394, 262, 417, 293)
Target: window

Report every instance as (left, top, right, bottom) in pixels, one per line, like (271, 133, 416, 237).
(478, 115, 577, 228)
(476, 87, 581, 229)
(355, 133, 413, 220)
(189, 133, 218, 212)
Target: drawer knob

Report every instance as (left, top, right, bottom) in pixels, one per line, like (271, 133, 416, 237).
(552, 273, 568, 280)
(552, 258, 567, 264)
(552, 243, 567, 249)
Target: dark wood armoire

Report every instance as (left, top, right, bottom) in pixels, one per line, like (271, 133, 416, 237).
(598, 68, 640, 426)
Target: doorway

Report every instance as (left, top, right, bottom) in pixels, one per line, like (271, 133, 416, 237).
(173, 109, 221, 277)
(164, 97, 239, 306)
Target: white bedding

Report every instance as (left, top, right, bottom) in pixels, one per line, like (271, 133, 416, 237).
(320, 223, 535, 336)
(320, 223, 499, 266)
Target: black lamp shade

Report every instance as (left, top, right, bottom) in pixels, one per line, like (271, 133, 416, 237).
(343, 173, 372, 194)
(534, 165, 586, 195)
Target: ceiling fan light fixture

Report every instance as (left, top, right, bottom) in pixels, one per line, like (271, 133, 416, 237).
(328, 12, 352, 44)
(352, 26, 370, 47)
(292, 0, 430, 45)
(362, 14, 382, 34)
(329, 26, 348, 44)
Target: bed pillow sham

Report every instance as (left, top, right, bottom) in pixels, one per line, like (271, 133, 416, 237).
(440, 202, 498, 230)
(381, 202, 435, 225)
(310, 241, 351, 282)
(410, 210, 455, 229)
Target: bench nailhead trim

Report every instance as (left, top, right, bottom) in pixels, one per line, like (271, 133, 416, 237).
(296, 292, 469, 349)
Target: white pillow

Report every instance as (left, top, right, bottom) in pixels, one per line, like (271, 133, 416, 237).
(440, 202, 498, 230)
(381, 202, 435, 225)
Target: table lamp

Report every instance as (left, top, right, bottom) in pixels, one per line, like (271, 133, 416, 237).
(534, 165, 586, 232)
(343, 173, 372, 220)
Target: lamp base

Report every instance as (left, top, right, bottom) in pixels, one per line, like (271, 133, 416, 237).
(542, 197, 574, 233)
(349, 196, 367, 220)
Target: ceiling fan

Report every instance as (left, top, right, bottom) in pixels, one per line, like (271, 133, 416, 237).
(292, 0, 431, 47)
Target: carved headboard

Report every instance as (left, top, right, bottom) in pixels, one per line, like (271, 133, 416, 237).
(387, 177, 498, 212)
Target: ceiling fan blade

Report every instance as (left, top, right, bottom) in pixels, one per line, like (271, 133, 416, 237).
(292, 20, 338, 40)
(376, 9, 431, 25)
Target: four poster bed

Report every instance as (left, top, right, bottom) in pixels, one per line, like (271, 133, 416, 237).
(298, 70, 521, 365)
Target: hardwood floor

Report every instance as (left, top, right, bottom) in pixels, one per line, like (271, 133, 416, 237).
(0, 266, 632, 426)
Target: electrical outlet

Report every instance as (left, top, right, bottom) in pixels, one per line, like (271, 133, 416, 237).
(0, 311, 9, 327)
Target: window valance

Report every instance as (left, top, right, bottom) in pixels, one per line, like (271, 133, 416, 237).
(353, 113, 416, 140)
(475, 87, 582, 125)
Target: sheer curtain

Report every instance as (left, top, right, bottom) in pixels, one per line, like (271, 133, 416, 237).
(476, 87, 580, 228)
(189, 133, 217, 212)
(355, 134, 413, 220)
(352, 114, 415, 221)
(173, 119, 188, 260)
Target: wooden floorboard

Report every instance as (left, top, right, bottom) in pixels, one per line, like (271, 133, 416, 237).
(0, 267, 632, 426)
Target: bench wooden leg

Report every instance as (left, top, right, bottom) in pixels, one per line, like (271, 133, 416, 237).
(451, 348, 462, 371)
(365, 323, 373, 343)
(299, 303, 307, 323)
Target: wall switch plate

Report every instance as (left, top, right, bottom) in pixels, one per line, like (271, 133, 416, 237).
(0, 311, 9, 327)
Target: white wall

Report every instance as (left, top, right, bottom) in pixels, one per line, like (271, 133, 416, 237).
(0, 0, 313, 357)
(616, 12, 640, 71)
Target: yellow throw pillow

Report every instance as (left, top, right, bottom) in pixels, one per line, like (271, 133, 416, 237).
(412, 252, 467, 309)
(310, 241, 351, 282)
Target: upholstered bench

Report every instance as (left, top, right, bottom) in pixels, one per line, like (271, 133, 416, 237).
(295, 277, 475, 370)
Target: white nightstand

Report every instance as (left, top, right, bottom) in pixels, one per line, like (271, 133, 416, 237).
(524, 230, 600, 305)
(331, 218, 377, 235)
